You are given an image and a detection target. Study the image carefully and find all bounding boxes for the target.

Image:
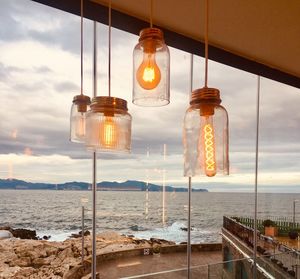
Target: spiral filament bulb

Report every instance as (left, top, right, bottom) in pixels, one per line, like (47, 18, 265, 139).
(203, 123, 216, 177)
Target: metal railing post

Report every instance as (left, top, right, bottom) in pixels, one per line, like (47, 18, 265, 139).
(81, 205, 85, 264)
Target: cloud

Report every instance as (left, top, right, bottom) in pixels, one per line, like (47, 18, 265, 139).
(54, 81, 79, 93)
(0, 0, 300, 192)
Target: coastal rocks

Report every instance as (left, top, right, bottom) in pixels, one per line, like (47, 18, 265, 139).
(0, 231, 13, 239)
(12, 228, 38, 240)
(150, 237, 175, 245)
(70, 230, 90, 239)
(0, 231, 175, 279)
(0, 266, 21, 278)
(0, 227, 38, 240)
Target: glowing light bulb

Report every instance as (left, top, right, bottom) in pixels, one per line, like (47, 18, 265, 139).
(201, 116, 216, 177)
(100, 116, 118, 148)
(136, 52, 161, 90)
(75, 113, 85, 139)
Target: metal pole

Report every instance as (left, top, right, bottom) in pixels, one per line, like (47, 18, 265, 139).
(253, 76, 261, 279)
(187, 177, 192, 279)
(294, 201, 296, 228)
(81, 205, 85, 264)
(187, 53, 193, 279)
(92, 152, 97, 279)
(91, 20, 97, 279)
(162, 144, 166, 226)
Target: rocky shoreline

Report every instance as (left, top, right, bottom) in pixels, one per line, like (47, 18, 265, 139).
(0, 229, 175, 279)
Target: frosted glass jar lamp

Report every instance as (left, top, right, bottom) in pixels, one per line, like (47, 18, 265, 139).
(85, 96, 131, 153)
(70, 94, 91, 143)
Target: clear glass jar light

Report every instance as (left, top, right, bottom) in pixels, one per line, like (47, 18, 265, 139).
(183, 88, 229, 177)
(70, 94, 91, 143)
(85, 96, 132, 153)
(133, 28, 170, 106)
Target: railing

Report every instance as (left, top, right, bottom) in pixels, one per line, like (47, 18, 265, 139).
(223, 216, 300, 278)
(235, 216, 300, 236)
(223, 216, 256, 248)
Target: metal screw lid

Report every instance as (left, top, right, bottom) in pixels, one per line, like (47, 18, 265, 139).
(190, 87, 221, 106)
(73, 94, 91, 104)
(90, 96, 128, 112)
(139, 28, 164, 42)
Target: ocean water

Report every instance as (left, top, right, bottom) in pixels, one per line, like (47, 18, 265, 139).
(0, 190, 299, 243)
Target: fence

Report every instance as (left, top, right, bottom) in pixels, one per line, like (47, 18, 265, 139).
(224, 216, 300, 278)
(234, 216, 300, 236)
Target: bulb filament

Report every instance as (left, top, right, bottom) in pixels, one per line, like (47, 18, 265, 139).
(100, 117, 118, 148)
(136, 52, 161, 90)
(143, 64, 155, 83)
(203, 123, 216, 176)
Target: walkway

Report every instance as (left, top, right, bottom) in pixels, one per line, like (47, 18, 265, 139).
(97, 251, 222, 279)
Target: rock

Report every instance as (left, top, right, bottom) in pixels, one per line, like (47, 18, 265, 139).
(32, 255, 55, 267)
(0, 230, 13, 239)
(150, 238, 175, 245)
(9, 256, 32, 267)
(81, 272, 100, 279)
(97, 231, 124, 242)
(0, 266, 21, 278)
(12, 228, 38, 240)
(70, 230, 90, 239)
(13, 266, 35, 278)
(180, 227, 194, 231)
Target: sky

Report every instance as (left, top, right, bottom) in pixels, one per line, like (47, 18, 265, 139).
(0, 0, 300, 192)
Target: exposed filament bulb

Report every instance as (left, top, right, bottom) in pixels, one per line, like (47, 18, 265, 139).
(202, 117, 216, 177)
(136, 52, 161, 90)
(100, 116, 118, 148)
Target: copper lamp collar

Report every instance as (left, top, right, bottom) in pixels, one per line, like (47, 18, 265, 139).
(190, 87, 221, 106)
(73, 94, 91, 104)
(139, 27, 164, 42)
(90, 96, 128, 112)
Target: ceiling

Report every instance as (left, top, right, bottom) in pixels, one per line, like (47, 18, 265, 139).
(32, 0, 300, 88)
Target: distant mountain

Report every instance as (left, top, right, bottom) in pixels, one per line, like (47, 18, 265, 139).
(0, 179, 208, 192)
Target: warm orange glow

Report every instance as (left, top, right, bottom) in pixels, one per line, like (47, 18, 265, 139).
(136, 53, 161, 90)
(100, 117, 118, 148)
(203, 123, 216, 177)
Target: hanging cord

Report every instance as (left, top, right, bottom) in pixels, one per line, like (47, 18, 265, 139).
(93, 22, 97, 98)
(150, 0, 153, 28)
(204, 0, 209, 87)
(253, 75, 261, 279)
(80, 0, 83, 95)
(108, 0, 112, 97)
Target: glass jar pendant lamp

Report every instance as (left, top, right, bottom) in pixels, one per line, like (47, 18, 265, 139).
(86, 97, 131, 152)
(183, 0, 229, 177)
(184, 88, 229, 177)
(70, 0, 91, 143)
(70, 94, 91, 142)
(132, 0, 170, 106)
(85, 0, 132, 153)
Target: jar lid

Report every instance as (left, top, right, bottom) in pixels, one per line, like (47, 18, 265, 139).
(190, 87, 221, 106)
(139, 28, 164, 42)
(90, 96, 128, 112)
(73, 94, 91, 104)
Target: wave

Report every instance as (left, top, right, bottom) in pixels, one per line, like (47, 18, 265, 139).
(36, 230, 78, 242)
(132, 221, 220, 244)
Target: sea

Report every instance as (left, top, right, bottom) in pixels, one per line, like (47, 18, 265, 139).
(0, 190, 299, 243)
